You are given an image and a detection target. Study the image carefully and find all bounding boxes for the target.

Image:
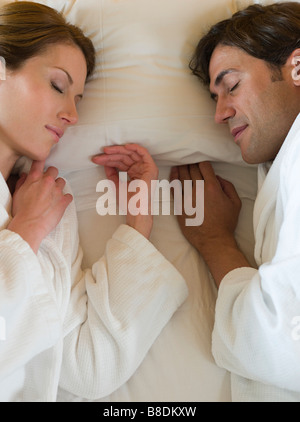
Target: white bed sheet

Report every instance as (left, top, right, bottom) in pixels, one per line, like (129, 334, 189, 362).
(59, 162, 257, 402)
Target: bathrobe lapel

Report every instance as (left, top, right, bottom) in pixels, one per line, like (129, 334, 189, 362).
(253, 114, 300, 267)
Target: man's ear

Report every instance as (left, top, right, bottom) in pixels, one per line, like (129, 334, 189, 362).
(290, 48, 300, 86)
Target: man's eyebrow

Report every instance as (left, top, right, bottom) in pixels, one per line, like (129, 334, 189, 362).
(215, 68, 237, 86)
(54, 66, 83, 100)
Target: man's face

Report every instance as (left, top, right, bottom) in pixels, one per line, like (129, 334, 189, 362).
(209, 45, 300, 164)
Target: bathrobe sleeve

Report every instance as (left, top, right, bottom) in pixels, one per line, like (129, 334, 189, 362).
(211, 134, 300, 393)
(59, 224, 188, 400)
(0, 229, 61, 381)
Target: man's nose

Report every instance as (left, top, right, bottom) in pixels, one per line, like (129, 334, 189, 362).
(214, 98, 235, 124)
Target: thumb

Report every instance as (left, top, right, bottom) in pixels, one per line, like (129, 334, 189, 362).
(29, 160, 46, 177)
(14, 173, 27, 192)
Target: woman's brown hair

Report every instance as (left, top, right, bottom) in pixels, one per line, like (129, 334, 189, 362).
(190, 2, 300, 86)
(0, 1, 95, 79)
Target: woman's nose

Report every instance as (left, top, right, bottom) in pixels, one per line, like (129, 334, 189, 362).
(58, 101, 79, 126)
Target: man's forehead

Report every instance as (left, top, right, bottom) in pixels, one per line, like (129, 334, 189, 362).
(210, 45, 242, 69)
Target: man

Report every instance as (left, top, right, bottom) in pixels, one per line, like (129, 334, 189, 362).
(173, 2, 300, 401)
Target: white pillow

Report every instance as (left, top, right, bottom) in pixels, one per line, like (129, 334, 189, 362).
(7, 0, 244, 173)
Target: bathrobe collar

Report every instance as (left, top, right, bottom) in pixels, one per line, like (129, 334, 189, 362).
(254, 113, 300, 265)
(0, 172, 12, 230)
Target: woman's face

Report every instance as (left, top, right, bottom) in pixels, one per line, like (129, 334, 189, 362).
(0, 43, 87, 163)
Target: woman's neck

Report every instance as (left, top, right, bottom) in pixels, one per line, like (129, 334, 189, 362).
(0, 146, 20, 181)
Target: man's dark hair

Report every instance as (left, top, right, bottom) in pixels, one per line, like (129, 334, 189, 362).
(190, 2, 300, 86)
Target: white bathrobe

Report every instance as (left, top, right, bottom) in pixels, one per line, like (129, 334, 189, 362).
(0, 174, 188, 402)
(212, 113, 300, 402)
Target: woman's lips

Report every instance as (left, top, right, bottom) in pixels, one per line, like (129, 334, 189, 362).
(45, 125, 64, 143)
(231, 125, 248, 143)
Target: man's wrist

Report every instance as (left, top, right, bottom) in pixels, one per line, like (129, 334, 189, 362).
(196, 235, 251, 287)
(195, 233, 238, 259)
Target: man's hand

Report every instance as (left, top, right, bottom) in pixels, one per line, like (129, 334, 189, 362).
(8, 160, 73, 254)
(92, 144, 158, 239)
(171, 161, 251, 286)
(171, 161, 241, 250)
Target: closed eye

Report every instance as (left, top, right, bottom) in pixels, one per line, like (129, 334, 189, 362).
(229, 82, 239, 93)
(51, 82, 64, 94)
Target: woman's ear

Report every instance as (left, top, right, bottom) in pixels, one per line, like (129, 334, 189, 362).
(290, 48, 300, 86)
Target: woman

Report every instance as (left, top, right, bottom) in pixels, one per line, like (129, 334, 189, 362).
(0, 1, 187, 401)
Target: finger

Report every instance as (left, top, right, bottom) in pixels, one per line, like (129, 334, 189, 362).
(61, 193, 73, 208)
(44, 166, 59, 180)
(29, 160, 46, 178)
(169, 167, 184, 207)
(124, 143, 149, 155)
(186, 164, 202, 209)
(189, 163, 203, 181)
(198, 161, 216, 182)
(169, 166, 179, 182)
(105, 160, 130, 171)
(93, 154, 135, 168)
(104, 166, 120, 185)
(177, 165, 191, 182)
(104, 154, 135, 167)
(55, 177, 66, 191)
(102, 145, 133, 155)
(104, 166, 122, 200)
(124, 143, 155, 165)
(125, 150, 141, 163)
(217, 176, 241, 207)
(126, 144, 159, 180)
(102, 145, 141, 162)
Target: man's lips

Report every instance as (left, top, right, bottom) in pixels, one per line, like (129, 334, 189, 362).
(231, 125, 248, 142)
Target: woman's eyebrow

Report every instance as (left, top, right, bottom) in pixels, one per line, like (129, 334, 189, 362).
(54, 66, 74, 84)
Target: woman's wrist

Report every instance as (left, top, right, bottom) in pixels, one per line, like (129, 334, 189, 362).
(7, 216, 43, 254)
(126, 215, 153, 239)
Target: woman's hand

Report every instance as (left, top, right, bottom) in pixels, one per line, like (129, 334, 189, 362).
(92, 144, 158, 239)
(8, 160, 73, 254)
